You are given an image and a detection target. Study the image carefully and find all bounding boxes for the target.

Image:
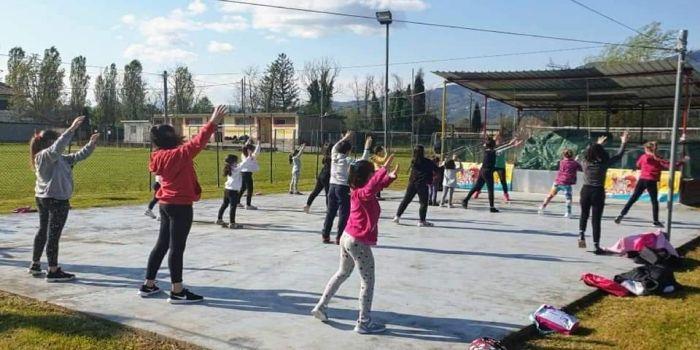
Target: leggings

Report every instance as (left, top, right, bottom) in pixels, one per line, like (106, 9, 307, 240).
(441, 187, 455, 205)
(306, 176, 329, 206)
(145, 204, 193, 283)
(579, 185, 605, 245)
(495, 167, 508, 195)
(148, 183, 160, 210)
(32, 197, 70, 267)
(465, 169, 495, 208)
(238, 172, 254, 206)
(428, 184, 438, 203)
(542, 184, 573, 215)
(316, 234, 375, 323)
(289, 171, 300, 193)
(322, 184, 350, 240)
(396, 182, 429, 221)
(619, 179, 659, 222)
(217, 189, 240, 223)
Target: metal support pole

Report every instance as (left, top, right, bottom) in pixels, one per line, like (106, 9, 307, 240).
(270, 129, 275, 184)
(483, 95, 488, 137)
(666, 29, 688, 239)
(576, 107, 581, 130)
(605, 110, 610, 133)
(441, 80, 447, 158)
(216, 127, 220, 188)
(640, 103, 646, 144)
(163, 71, 169, 124)
(411, 68, 415, 149)
(383, 23, 390, 150)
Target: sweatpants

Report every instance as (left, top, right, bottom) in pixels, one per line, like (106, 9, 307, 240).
(145, 204, 193, 283)
(465, 168, 495, 208)
(495, 167, 508, 195)
(238, 172, 254, 206)
(148, 182, 160, 210)
(289, 171, 300, 193)
(396, 182, 429, 221)
(315, 234, 375, 323)
(322, 184, 350, 240)
(32, 197, 70, 267)
(217, 189, 240, 223)
(619, 179, 659, 222)
(441, 186, 455, 205)
(428, 184, 438, 204)
(543, 184, 573, 215)
(579, 185, 605, 245)
(307, 176, 329, 206)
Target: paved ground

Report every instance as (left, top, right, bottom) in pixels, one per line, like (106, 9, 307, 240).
(0, 190, 698, 350)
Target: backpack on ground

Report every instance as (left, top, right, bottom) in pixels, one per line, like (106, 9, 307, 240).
(530, 304, 579, 335)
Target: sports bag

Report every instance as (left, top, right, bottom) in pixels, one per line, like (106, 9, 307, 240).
(581, 273, 630, 297)
(530, 304, 579, 335)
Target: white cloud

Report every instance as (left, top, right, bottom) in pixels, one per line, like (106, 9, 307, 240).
(121, 14, 136, 25)
(208, 41, 235, 53)
(124, 44, 198, 63)
(218, 0, 428, 38)
(187, 0, 207, 15)
(204, 15, 249, 32)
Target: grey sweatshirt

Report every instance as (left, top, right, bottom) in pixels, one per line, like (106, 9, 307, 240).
(580, 143, 626, 187)
(34, 130, 96, 200)
(329, 140, 370, 186)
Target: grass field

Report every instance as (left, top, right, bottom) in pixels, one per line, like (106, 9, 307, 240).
(0, 143, 414, 213)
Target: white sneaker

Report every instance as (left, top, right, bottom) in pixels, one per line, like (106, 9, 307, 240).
(418, 221, 434, 227)
(448, 204, 455, 208)
(303, 205, 310, 214)
(311, 306, 328, 322)
(245, 205, 258, 210)
(537, 207, 544, 215)
(563, 212, 571, 219)
(354, 319, 386, 334)
(144, 209, 157, 219)
(391, 216, 400, 224)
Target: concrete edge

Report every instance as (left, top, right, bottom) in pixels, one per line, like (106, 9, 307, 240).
(0, 289, 205, 350)
(501, 232, 700, 349)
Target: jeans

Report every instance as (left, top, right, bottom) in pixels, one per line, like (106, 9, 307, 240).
(619, 179, 659, 222)
(32, 197, 70, 267)
(428, 184, 438, 203)
(441, 186, 455, 205)
(306, 175, 329, 207)
(238, 172, 254, 206)
(579, 185, 605, 245)
(145, 204, 193, 283)
(396, 182, 429, 221)
(217, 189, 240, 223)
(322, 184, 350, 240)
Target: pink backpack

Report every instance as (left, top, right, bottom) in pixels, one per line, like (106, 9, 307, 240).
(581, 273, 630, 297)
(530, 304, 579, 335)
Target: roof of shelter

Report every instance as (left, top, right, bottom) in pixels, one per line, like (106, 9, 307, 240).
(0, 82, 13, 96)
(434, 51, 700, 111)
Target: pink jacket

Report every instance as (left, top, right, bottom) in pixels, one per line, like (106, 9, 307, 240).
(345, 167, 396, 245)
(554, 158, 582, 186)
(637, 153, 675, 181)
(606, 230, 679, 257)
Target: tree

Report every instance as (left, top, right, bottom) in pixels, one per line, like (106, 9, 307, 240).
(171, 65, 195, 114)
(260, 53, 299, 112)
(471, 102, 482, 132)
(29, 47, 65, 122)
(242, 66, 263, 113)
(192, 96, 214, 113)
(370, 90, 382, 131)
(94, 63, 120, 127)
(120, 59, 146, 120)
(69, 56, 90, 115)
(586, 22, 675, 63)
(306, 79, 321, 114)
(302, 57, 340, 115)
(6, 47, 34, 114)
(413, 69, 426, 116)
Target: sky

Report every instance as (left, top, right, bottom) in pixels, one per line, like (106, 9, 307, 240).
(1, 0, 699, 105)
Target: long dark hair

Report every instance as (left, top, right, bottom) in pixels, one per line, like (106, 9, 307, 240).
(242, 143, 256, 157)
(373, 145, 384, 155)
(585, 144, 609, 163)
(337, 140, 352, 155)
(289, 149, 300, 164)
(322, 143, 332, 165)
(349, 160, 375, 189)
(484, 137, 496, 149)
(411, 145, 425, 166)
(445, 159, 456, 170)
(29, 130, 60, 168)
(151, 124, 183, 150)
(223, 154, 238, 176)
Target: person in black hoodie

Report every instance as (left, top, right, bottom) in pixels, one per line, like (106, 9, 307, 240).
(461, 137, 500, 212)
(392, 145, 438, 227)
(304, 143, 332, 213)
(579, 131, 629, 254)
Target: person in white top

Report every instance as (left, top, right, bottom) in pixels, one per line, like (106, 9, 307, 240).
(145, 175, 162, 219)
(321, 131, 372, 244)
(237, 139, 261, 210)
(289, 143, 306, 195)
(440, 154, 463, 208)
(216, 154, 243, 228)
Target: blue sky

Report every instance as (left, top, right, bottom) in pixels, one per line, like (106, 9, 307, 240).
(1, 0, 699, 104)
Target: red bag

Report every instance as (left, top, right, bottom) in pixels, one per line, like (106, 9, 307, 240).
(581, 273, 629, 297)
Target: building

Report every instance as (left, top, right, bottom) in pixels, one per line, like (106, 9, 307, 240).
(0, 82, 11, 111)
(121, 120, 152, 144)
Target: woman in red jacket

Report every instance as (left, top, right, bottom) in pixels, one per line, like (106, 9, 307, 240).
(139, 105, 227, 304)
(615, 141, 686, 227)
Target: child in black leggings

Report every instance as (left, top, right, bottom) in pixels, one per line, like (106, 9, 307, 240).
(579, 131, 628, 254)
(217, 154, 243, 228)
(237, 139, 261, 210)
(145, 175, 161, 219)
(462, 137, 505, 212)
(304, 144, 332, 213)
(393, 145, 438, 227)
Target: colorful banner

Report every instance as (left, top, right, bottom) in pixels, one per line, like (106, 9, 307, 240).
(455, 162, 514, 191)
(606, 169, 681, 202)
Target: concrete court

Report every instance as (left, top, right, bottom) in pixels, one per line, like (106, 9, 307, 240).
(0, 190, 698, 350)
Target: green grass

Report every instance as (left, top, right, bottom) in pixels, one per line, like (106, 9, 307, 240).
(0, 143, 413, 213)
(0, 290, 201, 350)
(516, 242, 700, 350)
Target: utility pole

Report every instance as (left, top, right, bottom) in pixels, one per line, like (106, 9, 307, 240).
(441, 80, 447, 158)
(376, 11, 392, 150)
(411, 68, 415, 149)
(163, 71, 169, 124)
(666, 29, 688, 239)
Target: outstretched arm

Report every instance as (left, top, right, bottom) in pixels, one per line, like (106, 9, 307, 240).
(64, 132, 99, 165)
(607, 131, 629, 165)
(360, 136, 372, 161)
(180, 105, 228, 158)
(45, 116, 85, 161)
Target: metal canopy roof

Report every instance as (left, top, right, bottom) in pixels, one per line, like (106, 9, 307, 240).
(434, 51, 700, 111)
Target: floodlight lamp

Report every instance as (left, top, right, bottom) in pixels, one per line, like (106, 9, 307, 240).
(376, 11, 392, 24)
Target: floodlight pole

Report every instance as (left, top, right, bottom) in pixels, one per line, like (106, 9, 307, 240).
(441, 80, 447, 158)
(383, 22, 390, 151)
(666, 29, 688, 239)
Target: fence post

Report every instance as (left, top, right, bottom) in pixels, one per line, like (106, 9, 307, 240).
(270, 129, 275, 184)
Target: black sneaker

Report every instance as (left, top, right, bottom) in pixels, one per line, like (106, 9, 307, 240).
(652, 221, 664, 228)
(28, 263, 42, 276)
(593, 246, 605, 255)
(46, 268, 75, 282)
(138, 283, 162, 297)
(167, 289, 204, 304)
(461, 200, 469, 209)
(489, 207, 500, 213)
(614, 215, 623, 224)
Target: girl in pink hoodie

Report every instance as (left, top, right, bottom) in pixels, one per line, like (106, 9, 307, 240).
(539, 149, 582, 218)
(311, 154, 398, 334)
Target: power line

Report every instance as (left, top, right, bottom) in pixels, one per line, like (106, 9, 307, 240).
(567, 0, 646, 37)
(215, 0, 672, 51)
(0, 52, 163, 76)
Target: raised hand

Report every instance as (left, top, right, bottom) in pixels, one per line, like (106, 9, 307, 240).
(69, 116, 86, 131)
(596, 135, 608, 145)
(89, 133, 100, 144)
(388, 163, 399, 178)
(620, 130, 629, 144)
(383, 153, 395, 169)
(209, 105, 229, 125)
(364, 136, 373, 150)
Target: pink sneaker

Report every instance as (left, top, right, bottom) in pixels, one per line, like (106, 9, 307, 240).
(503, 193, 511, 202)
(473, 191, 481, 199)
